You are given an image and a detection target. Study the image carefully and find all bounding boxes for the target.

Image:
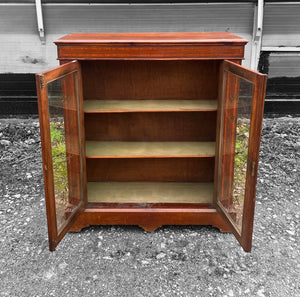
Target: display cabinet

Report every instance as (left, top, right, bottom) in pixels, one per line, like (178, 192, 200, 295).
(36, 33, 267, 251)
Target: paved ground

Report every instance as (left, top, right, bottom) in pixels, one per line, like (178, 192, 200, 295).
(0, 116, 299, 297)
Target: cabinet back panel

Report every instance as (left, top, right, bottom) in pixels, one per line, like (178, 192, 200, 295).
(85, 112, 216, 141)
(81, 60, 220, 100)
(86, 158, 214, 182)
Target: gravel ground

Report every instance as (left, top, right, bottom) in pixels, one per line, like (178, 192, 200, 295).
(0, 116, 299, 297)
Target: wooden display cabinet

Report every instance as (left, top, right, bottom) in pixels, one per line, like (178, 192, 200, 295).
(36, 33, 267, 252)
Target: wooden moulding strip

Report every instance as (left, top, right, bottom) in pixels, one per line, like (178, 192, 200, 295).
(84, 207, 217, 214)
(54, 32, 248, 44)
(86, 202, 213, 209)
(57, 44, 245, 60)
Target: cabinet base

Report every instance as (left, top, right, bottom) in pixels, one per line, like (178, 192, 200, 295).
(69, 205, 232, 233)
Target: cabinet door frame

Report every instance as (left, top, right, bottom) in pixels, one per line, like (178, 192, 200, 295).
(36, 60, 87, 251)
(214, 60, 267, 252)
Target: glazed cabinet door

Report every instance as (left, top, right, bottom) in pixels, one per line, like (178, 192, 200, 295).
(214, 60, 267, 252)
(36, 61, 87, 251)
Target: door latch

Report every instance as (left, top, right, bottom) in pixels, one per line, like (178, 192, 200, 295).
(40, 75, 45, 89)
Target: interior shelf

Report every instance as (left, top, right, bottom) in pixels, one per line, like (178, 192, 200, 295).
(83, 99, 217, 113)
(85, 141, 216, 158)
(87, 182, 214, 203)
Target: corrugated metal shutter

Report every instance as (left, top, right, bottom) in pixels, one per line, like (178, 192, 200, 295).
(263, 3, 300, 47)
(268, 54, 300, 78)
(0, 3, 254, 73)
(262, 3, 300, 102)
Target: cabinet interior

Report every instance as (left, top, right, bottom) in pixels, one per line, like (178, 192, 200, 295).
(80, 60, 221, 205)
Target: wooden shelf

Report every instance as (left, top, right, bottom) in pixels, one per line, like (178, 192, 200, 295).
(87, 182, 213, 203)
(86, 141, 215, 158)
(83, 100, 217, 113)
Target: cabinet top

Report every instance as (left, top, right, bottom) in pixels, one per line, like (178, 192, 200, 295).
(54, 32, 248, 45)
(55, 33, 247, 60)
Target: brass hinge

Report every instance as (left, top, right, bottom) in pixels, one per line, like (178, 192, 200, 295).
(40, 75, 45, 89)
(249, 160, 256, 177)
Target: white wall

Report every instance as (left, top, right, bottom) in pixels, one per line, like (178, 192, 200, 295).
(0, 3, 254, 73)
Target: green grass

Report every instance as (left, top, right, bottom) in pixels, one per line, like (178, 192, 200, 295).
(234, 122, 249, 171)
(231, 120, 250, 231)
(50, 122, 69, 202)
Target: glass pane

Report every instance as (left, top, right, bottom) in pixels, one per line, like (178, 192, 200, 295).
(47, 71, 83, 234)
(217, 71, 253, 235)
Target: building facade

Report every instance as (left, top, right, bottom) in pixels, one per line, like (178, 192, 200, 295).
(0, 0, 299, 113)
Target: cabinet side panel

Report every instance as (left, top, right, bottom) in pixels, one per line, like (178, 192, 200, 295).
(81, 60, 220, 100)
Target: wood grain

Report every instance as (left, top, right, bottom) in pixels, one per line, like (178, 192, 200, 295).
(84, 112, 217, 142)
(55, 32, 248, 44)
(56, 33, 246, 60)
(81, 60, 220, 100)
(86, 157, 215, 182)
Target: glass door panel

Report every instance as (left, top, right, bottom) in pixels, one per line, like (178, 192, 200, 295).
(215, 60, 267, 252)
(47, 72, 83, 234)
(36, 61, 86, 251)
(217, 74, 253, 234)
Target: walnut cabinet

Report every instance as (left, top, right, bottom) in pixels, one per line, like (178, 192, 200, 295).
(36, 33, 267, 252)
